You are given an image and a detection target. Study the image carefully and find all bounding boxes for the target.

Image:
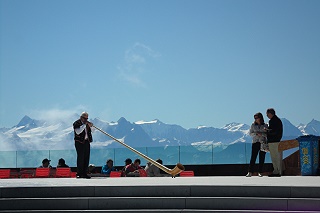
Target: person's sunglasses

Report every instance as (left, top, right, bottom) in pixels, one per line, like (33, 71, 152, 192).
(81, 116, 88, 120)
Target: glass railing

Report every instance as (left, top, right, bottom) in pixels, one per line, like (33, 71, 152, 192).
(0, 143, 296, 168)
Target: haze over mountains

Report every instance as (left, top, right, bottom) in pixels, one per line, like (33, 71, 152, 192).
(0, 115, 319, 151)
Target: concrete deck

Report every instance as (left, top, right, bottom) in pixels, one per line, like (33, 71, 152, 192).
(1, 176, 320, 188)
(1, 176, 320, 212)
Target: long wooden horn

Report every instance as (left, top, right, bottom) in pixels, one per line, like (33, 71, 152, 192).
(93, 125, 185, 177)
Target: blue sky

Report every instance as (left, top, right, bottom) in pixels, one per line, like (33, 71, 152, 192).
(1, 0, 319, 129)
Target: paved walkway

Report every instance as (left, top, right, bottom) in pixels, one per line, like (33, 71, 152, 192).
(1, 176, 319, 188)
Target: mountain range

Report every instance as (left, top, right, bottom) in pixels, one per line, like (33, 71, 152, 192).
(0, 115, 319, 151)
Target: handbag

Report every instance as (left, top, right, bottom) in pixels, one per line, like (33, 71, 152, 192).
(260, 141, 269, 152)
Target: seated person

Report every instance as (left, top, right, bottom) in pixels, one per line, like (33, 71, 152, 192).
(101, 159, 117, 175)
(121, 158, 132, 177)
(145, 158, 163, 177)
(39, 158, 52, 168)
(57, 158, 69, 168)
(125, 158, 143, 177)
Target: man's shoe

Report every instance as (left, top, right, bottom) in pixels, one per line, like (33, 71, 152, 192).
(246, 172, 252, 177)
(83, 175, 91, 179)
(258, 173, 263, 177)
(76, 174, 91, 179)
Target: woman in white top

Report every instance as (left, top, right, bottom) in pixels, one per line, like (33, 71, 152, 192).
(246, 112, 268, 177)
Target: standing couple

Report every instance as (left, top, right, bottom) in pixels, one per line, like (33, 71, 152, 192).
(246, 108, 283, 177)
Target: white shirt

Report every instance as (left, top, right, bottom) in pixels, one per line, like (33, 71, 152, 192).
(75, 123, 94, 139)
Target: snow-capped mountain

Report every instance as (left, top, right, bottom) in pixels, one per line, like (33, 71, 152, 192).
(297, 119, 320, 136)
(0, 115, 319, 151)
(303, 119, 320, 136)
(281, 118, 304, 140)
(222, 123, 250, 133)
(92, 117, 158, 149)
(135, 119, 188, 146)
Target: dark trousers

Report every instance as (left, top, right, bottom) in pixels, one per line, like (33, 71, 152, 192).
(248, 142, 266, 173)
(75, 141, 90, 176)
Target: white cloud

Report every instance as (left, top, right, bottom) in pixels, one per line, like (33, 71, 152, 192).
(29, 106, 87, 124)
(125, 53, 146, 64)
(117, 42, 161, 87)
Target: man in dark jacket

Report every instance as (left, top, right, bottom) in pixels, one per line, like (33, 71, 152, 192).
(73, 112, 93, 179)
(266, 108, 283, 177)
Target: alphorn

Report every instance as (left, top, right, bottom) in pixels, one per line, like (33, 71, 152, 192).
(93, 125, 185, 177)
